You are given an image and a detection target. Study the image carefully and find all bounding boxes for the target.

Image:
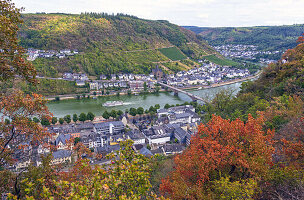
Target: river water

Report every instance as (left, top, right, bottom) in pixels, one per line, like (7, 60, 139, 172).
(47, 82, 243, 118)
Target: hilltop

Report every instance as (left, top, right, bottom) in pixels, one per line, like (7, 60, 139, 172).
(184, 24, 304, 52)
(19, 13, 222, 78)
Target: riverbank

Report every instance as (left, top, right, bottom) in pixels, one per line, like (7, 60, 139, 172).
(45, 90, 166, 101)
(182, 71, 261, 90)
(46, 71, 261, 101)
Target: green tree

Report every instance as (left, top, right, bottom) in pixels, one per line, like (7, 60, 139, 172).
(79, 113, 87, 122)
(59, 118, 64, 125)
(129, 107, 137, 116)
(72, 114, 78, 123)
(149, 106, 156, 113)
(144, 82, 148, 92)
(74, 137, 81, 145)
(64, 115, 71, 124)
(110, 110, 117, 119)
(86, 112, 95, 121)
(155, 104, 160, 109)
(137, 107, 144, 115)
(51, 117, 57, 125)
(164, 104, 170, 109)
(127, 90, 132, 95)
(117, 110, 123, 116)
(33, 117, 40, 123)
(102, 111, 110, 119)
(40, 116, 50, 126)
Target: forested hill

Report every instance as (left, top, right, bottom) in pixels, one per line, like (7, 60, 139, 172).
(18, 13, 219, 77)
(183, 24, 304, 51)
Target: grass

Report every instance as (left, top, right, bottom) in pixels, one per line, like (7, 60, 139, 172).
(158, 47, 187, 61)
(204, 55, 240, 66)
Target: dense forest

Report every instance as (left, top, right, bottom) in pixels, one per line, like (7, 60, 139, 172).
(18, 13, 221, 78)
(184, 24, 304, 51)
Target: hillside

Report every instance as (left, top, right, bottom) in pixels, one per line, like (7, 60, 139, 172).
(160, 34, 304, 200)
(184, 24, 304, 52)
(19, 13, 221, 77)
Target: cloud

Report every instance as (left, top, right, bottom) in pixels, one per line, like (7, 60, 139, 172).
(13, 0, 304, 27)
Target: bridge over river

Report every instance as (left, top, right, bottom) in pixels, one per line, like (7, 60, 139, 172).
(157, 82, 206, 103)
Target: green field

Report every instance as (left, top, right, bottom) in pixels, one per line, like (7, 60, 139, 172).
(204, 55, 240, 66)
(158, 47, 187, 61)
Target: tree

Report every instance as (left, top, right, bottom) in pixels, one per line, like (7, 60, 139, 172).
(160, 114, 274, 199)
(137, 107, 144, 115)
(51, 117, 57, 125)
(72, 113, 78, 123)
(149, 106, 156, 113)
(155, 86, 160, 93)
(110, 110, 117, 119)
(74, 137, 81, 145)
(64, 115, 71, 124)
(144, 82, 148, 92)
(0, 0, 36, 83)
(155, 104, 160, 109)
(0, 2, 52, 194)
(164, 104, 170, 109)
(117, 110, 123, 116)
(13, 140, 164, 199)
(127, 90, 132, 95)
(40, 116, 50, 126)
(129, 107, 137, 116)
(79, 113, 87, 123)
(32, 117, 40, 123)
(102, 111, 110, 119)
(59, 118, 64, 125)
(86, 112, 95, 121)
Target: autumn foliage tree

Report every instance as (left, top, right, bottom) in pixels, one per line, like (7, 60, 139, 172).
(160, 114, 275, 199)
(12, 140, 167, 200)
(0, 0, 36, 83)
(0, 0, 53, 195)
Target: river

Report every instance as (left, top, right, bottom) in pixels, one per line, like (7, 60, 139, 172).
(47, 81, 244, 118)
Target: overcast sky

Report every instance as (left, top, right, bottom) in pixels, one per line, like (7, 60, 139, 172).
(14, 0, 304, 27)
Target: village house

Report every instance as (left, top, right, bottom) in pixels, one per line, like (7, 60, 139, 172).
(51, 150, 72, 165)
(94, 121, 125, 135)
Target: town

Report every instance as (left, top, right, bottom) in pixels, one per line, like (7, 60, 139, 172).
(26, 48, 79, 61)
(12, 103, 201, 171)
(88, 62, 252, 95)
(213, 44, 282, 64)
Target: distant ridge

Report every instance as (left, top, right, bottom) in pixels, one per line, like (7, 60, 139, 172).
(183, 24, 304, 51)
